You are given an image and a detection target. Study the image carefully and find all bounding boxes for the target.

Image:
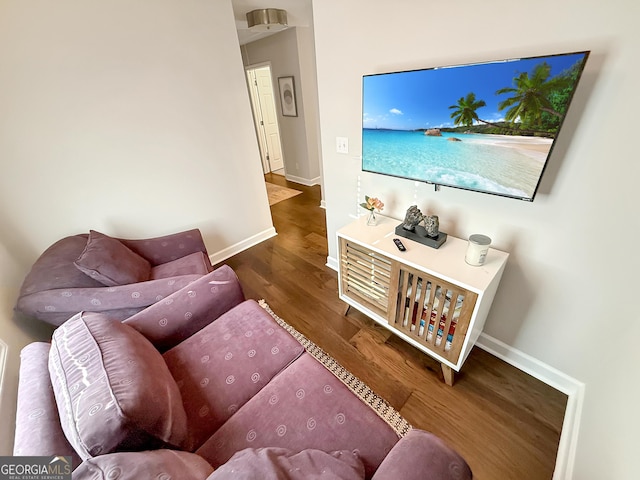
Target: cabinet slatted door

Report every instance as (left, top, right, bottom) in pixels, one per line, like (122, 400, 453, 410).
(339, 238, 393, 318)
(391, 265, 478, 364)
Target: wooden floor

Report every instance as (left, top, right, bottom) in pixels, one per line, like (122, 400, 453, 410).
(215, 173, 567, 480)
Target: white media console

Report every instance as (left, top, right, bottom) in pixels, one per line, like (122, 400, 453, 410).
(337, 215, 509, 385)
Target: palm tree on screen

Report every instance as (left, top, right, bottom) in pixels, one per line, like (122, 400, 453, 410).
(448, 92, 500, 128)
(496, 62, 573, 130)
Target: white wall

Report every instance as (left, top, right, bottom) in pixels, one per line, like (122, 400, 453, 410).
(313, 1, 639, 479)
(0, 0, 273, 453)
(0, 0, 273, 257)
(242, 27, 322, 186)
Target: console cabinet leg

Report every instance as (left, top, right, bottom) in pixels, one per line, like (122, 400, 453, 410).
(344, 304, 351, 316)
(441, 364, 455, 386)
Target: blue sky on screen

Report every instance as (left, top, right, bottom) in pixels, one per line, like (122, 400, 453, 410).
(362, 52, 586, 131)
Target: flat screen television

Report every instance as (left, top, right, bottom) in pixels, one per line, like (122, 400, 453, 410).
(362, 51, 589, 201)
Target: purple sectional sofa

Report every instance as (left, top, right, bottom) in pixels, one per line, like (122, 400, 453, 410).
(13, 266, 472, 479)
(15, 229, 215, 326)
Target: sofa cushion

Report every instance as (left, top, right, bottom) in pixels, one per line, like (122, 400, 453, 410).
(125, 265, 245, 352)
(162, 300, 305, 451)
(74, 230, 151, 286)
(49, 311, 188, 459)
(207, 448, 365, 480)
(72, 450, 214, 480)
(371, 429, 472, 480)
(13, 343, 82, 468)
(150, 251, 210, 279)
(196, 353, 400, 478)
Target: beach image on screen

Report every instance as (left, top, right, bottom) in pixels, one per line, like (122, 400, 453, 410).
(362, 52, 588, 201)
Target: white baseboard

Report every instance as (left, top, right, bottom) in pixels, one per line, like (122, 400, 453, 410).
(209, 227, 277, 266)
(284, 174, 321, 186)
(326, 255, 338, 271)
(476, 333, 583, 480)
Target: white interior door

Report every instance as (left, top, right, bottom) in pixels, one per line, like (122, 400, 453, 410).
(246, 65, 284, 173)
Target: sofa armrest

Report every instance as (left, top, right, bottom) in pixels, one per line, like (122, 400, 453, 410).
(16, 274, 204, 326)
(119, 229, 213, 269)
(14, 342, 82, 468)
(124, 265, 245, 351)
(372, 429, 472, 480)
(72, 450, 214, 479)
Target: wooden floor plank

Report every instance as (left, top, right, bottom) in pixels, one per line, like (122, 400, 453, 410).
(216, 173, 567, 480)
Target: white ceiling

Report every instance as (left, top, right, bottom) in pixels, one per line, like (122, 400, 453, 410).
(231, 0, 313, 45)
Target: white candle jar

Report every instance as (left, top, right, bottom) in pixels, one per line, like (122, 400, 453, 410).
(465, 234, 491, 266)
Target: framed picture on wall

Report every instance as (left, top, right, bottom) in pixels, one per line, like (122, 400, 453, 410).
(278, 76, 298, 117)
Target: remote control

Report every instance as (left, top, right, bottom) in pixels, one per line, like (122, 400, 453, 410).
(393, 238, 406, 251)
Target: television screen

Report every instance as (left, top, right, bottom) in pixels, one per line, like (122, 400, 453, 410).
(362, 51, 589, 201)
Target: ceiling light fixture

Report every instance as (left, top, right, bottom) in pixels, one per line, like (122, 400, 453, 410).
(246, 8, 288, 32)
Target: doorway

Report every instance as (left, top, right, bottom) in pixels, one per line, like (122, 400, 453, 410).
(246, 64, 284, 175)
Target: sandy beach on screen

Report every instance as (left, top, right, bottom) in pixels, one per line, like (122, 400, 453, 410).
(477, 134, 553, 162)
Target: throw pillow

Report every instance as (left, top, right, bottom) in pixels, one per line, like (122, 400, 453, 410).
(206, 448, 365, 480)
(74, 230, 151, 286)
(49, 311, 188, 460)
(72, 450, 214, 480)
(149, 251, 211, 279)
